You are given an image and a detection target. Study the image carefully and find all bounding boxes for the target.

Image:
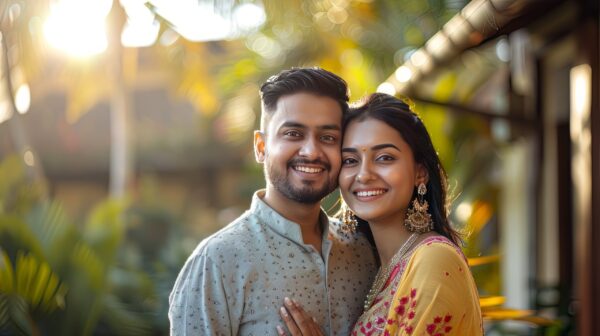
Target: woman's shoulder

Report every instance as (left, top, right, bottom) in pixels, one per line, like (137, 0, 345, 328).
(406, 234, 467, 266)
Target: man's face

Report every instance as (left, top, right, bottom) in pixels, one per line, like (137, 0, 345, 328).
(254, 92, 343, 204)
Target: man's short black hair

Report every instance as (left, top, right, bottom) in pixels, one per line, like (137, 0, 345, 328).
(259, 67, 349, 130)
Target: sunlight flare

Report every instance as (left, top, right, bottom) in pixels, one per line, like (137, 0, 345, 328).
(44, 0, 111, 57)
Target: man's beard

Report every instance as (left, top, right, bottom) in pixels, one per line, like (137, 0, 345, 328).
(265, 158, 337, 204)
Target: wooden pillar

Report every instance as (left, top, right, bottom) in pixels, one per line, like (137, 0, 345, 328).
(574, 16, 599, 336)
(587, 17, 600, 336)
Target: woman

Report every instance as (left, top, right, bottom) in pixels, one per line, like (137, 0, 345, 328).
(277, 93, 483, 335)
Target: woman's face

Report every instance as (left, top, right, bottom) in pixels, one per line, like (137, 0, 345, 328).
(339, 117, 426, 224)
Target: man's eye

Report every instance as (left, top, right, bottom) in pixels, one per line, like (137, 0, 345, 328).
(284, 130, 302, 137)
(321, 135, 337, 143)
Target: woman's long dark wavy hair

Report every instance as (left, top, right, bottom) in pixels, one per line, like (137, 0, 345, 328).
(341, 93, 461, 246)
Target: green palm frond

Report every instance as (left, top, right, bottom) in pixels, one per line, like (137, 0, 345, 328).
(0, 253, 15, 293)
(0, 251, 67, 313)
(0, 215, 44, 260)
(26, 203, 69, 253)
(0, 251, 67, 336)
(0, 155, 45, 216)
(84, 199, 127, 262)
(59, 242, 107, 336)
(0, 293, 32, 336)
(24, 202, 76, 269)
(70, 243, 106, 292)
(101, 294, 152, 336)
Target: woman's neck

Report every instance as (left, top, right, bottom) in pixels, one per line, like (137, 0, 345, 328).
(369, 217, 414, 266)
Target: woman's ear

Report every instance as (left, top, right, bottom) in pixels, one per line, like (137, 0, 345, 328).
(254, 131, 266, 163)
(415, 163, 429, 186)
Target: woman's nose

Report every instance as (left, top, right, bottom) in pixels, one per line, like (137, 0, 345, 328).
(355, 162, 375, 183)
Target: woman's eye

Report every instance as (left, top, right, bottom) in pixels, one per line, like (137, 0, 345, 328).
(376, 155, 395, 162)
(342, 157, 357, 165)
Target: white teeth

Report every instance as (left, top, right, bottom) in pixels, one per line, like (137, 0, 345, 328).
(356, 190, 386, 197)
(294, 166, 323, 174)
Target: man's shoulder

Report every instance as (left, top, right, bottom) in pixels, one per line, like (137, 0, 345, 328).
(327, 217, 377, 266)
(327, 216, 372, 246)
(192, 210, 264, 259)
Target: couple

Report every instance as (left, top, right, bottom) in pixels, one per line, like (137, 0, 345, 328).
(168, 67, 482, 335)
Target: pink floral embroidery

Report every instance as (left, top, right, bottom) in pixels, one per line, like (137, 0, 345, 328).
(425, 314, 453, 335)
(356, 319, 378, 335)
(395, 305, 405, 315)
(382, 287, 456, 335)
(353, 237, 462, 336)
(389, 287, 418, 334)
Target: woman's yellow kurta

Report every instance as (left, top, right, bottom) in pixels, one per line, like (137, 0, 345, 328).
(352, 236, 483, 335)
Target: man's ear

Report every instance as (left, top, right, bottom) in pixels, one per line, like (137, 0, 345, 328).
(415, 163, 429, 186)
(254, 131, 266, 163)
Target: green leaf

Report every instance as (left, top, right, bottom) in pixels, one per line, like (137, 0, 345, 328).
(0, 251, 67, 313)
(70, 243, 106, 292)
(101, 295, 152, 336)
(0, 215, 44, 259)
(84, 199, 127, 262)
(0, 252, 15, 292)
(0, 293, 33, 336)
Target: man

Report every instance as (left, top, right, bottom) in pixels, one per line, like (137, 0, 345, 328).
(169, 67, 376, 335)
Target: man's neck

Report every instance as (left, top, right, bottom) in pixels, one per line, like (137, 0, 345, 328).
(262, 188, 324, 253)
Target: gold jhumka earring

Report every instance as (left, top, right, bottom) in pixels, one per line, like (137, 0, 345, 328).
(404, 182, 434, 233)
(340, 202, 358, 234)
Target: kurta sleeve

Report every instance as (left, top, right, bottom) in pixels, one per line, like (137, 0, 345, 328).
(383, 242, 483, 336)
(168, 253, 240, 336)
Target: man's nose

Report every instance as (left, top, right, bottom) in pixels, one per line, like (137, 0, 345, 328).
(298, 137, 322, 160)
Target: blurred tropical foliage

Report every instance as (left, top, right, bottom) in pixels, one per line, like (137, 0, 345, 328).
(0, 154, 191, 335)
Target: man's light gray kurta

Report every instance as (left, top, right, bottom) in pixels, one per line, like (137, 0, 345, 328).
(169, 190, 377, 335)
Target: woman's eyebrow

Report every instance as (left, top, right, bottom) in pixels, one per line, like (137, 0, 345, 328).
(372, 143, 401, 151)
(342, 143, 400, 153)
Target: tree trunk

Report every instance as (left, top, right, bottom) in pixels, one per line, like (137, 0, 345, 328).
(107, 2, 132, 199)
(0, 29, 46, 188)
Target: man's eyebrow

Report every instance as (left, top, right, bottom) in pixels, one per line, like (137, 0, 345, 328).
(280, 122, 307, 129)
(279, 122, 341, 131)
(341, 143, 401, 153)
(319, 124, 341, 131)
